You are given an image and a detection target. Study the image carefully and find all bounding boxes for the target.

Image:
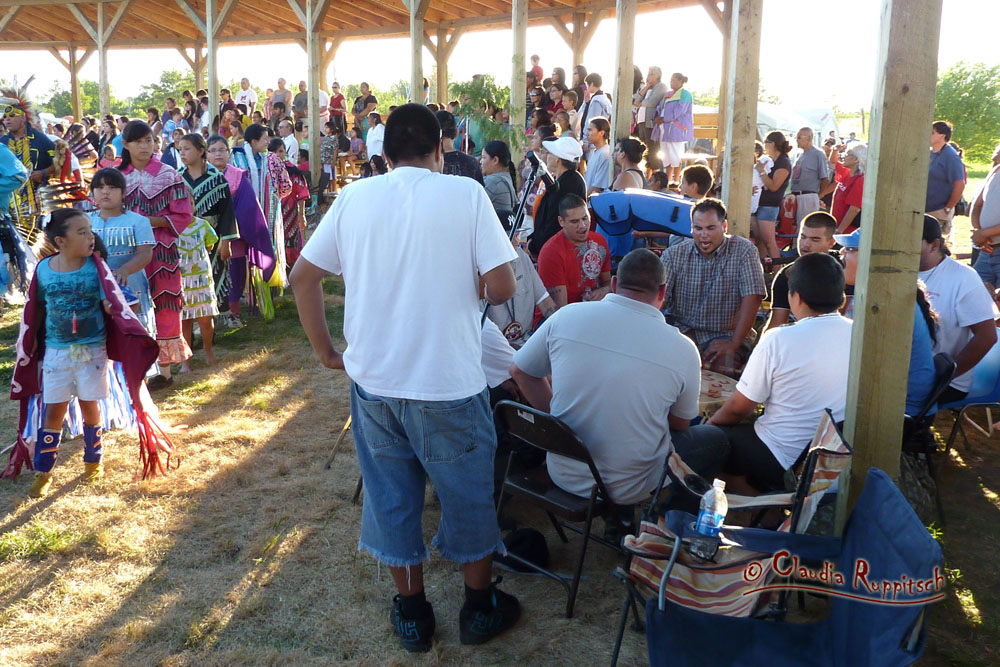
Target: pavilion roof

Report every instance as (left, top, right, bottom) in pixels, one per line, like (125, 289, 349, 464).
(0, 0, 701, 50)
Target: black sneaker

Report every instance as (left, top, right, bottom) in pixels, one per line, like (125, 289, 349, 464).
(391, 595, 435, 653)
(459, 577, 521, 645)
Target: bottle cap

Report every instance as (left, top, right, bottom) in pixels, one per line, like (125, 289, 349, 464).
(713, 478, 726, 490)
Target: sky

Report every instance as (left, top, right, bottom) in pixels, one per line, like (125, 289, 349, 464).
(6, 0, 999, 111)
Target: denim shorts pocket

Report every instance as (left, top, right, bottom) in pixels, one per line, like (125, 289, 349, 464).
(421, 398, 477, 463)
(353, 393, 399, 450)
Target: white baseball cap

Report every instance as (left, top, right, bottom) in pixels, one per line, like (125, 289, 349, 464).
(542, 135, 583, 162)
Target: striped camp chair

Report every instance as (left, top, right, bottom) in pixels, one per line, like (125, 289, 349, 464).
(610, 410, 852, 666)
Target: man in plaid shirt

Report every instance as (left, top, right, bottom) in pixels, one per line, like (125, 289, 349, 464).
(660, 198, 766, 378)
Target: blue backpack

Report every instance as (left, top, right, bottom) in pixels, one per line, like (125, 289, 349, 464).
(590, 189, 696, 257)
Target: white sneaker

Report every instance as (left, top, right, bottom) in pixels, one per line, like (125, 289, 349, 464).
(224, 314, 244, 329)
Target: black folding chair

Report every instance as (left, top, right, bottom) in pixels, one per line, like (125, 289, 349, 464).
(902, 352, 956, 522)
(493, 400, 627, 618)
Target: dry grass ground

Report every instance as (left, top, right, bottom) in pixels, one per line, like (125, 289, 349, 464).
(0, 209, 998, 665)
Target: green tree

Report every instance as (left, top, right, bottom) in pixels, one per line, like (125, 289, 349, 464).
(450, 75, 521, 153)
(934, 61, 1000, 162)
(40, 80, 123, 118)
(127, 69, 197, 116)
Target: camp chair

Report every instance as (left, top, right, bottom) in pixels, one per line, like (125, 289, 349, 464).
(493, 400, 628, 618)
(640, 468, 942, 667)
(901, 353, 956, 521)
(939, 339, 1000, 459)
(610, 410, 852, 666)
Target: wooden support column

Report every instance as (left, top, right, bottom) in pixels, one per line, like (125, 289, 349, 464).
(69, 47, 82, 120)
(720, 0, 761, 239)
(432, 27, 464, 106)
(206, 0, 219, 128)
(97, 3, 110, 114)
(319, 39, 341, 92)
(510, 0, 528, 169)
(612, 0, 636, 148)
(840, 0, 943, 517)
(408, 0, 430, 102)
(194, 45, 206, 91)
(715, 0, 732, 155)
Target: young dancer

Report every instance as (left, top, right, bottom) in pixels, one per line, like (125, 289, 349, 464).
(27, 210, 111, 496)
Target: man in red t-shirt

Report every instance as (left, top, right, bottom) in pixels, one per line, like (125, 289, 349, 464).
(530, 55, 544, 85)
(538, 193, 612, 308)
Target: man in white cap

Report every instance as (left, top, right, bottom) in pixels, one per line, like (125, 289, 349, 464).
(527, 135, 587, 257)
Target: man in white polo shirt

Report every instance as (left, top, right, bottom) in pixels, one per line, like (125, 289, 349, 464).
(510, 249, 730, 507)
(708, 253, 852, 493)
(290, 104, 519, 652)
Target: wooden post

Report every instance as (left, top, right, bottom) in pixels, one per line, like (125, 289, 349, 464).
(436, 27, 449, 105)
(572, 12, 585, 65)
(716, 0, 732, 155)
(510, 0, 528, 170)
(194, 44, 206, 91)
(69, 47, 81, 121)
(97, 3, 110, 115)
(305, 0, 322, 188)
(840, 0, 943, 518)
(612, 0, 637, 149)
(720, 0, 761, 239)
(206, 0, 219, 130)
(409, 0, 429, 103)
(319, 40, 340, 92)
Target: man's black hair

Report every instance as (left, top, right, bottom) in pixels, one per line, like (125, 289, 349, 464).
(558, 193, 588, 218)
(617, 249, 666, 293)
(681, 164, 714, 197)
(584, 72, 602, 88)
(434, 109, 458, 140)
(384, 103, 441, 163)
(692, 197, 726, 222)
(787, 252, 845, 314)
(932, 120, 953, 142)
(802, 211, 837, 235)
(244, 123, 267, 144)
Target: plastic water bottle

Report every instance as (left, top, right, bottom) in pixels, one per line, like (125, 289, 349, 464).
(689, 479, 728, 560)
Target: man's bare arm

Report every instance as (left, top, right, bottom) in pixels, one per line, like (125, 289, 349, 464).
(706, 390, 758, 427)
(549, 285, 568, 309)
(289, 258, 344, 370)
(483, 262, 517, 305)
(509, 362, 553, 412)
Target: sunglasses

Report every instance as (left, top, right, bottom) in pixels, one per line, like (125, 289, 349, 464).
(3, 105, 25, 119)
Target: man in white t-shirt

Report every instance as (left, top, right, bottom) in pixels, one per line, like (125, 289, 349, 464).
(290, 104, 519, 652)
(510, 249, 730, 506)
(708, 253, 852, 493)
(277, 120, 298, 162)
(234, 78, 258, 115)
(918, 214, 998, 403)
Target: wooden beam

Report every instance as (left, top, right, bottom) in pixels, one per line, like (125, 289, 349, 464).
(98, 2, 109, 114)
(409, 0, 426, 102)
(207, 0, 219, 123)
(841, 0, 943, 517)
(423, 30, 436, 58)
(173, 0, 207, 35)
(612, 0, 637, 153)
(177, 46, 196, 69)
(319, 37, 340, 90)
(69, 46, 82, 120)
(106, 0, 134, 38)
(698, 0, 724, 32)
(194, 42, 205, 91)
(715, 0, 731, 153)
(48, 46, 70, 69)
(511, 0, 527, 169)
(313, 0, 335, 29)
(720, 0, 761, 239)
(77, 46, 93, 69)
(577, 9, 606, 56)
(0, 0, 124, 5)
(548, 15, 574, 46)
(67, 3, 97, 42)
(284, 0, 306, 26)
(0, 6, 19, 34)
(215, 0, 239, 37)
(305, 0, 322, 188)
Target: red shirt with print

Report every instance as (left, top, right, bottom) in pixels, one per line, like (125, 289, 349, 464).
(831, 162, 864, 231)
(537, 231, 611, 304)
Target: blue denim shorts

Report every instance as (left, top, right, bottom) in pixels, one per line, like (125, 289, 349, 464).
(350, 381, 505, 567)
(973, 251, 1000, 287)
(754, 205, 780, 222)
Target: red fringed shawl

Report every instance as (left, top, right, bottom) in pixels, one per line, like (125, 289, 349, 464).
(5, 254, 179, 480)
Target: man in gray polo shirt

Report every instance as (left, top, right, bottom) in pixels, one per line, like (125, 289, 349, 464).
(790, 127, 830, 228)
(510, 249, 730, 506)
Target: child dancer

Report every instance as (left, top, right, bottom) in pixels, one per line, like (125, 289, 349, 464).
(28, 210, 111, 497)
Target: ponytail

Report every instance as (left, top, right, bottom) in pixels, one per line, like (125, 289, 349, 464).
(117, 146, 132, 171)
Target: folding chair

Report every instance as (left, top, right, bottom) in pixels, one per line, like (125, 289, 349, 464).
(901, 353, 956, 521)
(611, 410, 852, 666)
(939, 339, 1000, 457)
(641, 468, 942, 667)
(493, 400, 628, 618)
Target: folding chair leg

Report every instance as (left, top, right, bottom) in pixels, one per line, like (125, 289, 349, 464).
(324, 416, 353, 469)
(610, 593, 632, 667)
(566, 489, 599, 618)
(548, 511, 570, 543)
(352, 475, 364, 505)
(941, 408, 966, 470)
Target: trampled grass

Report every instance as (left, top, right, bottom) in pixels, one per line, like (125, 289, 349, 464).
(0, 220, 997, 665)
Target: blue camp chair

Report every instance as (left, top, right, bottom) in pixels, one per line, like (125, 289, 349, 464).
(640, 468, 943, 667)
(938, 340, 1000, 465)
(590, 189, 695, 259)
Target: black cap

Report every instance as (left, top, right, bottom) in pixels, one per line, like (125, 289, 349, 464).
(922, 214, 944, 243)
